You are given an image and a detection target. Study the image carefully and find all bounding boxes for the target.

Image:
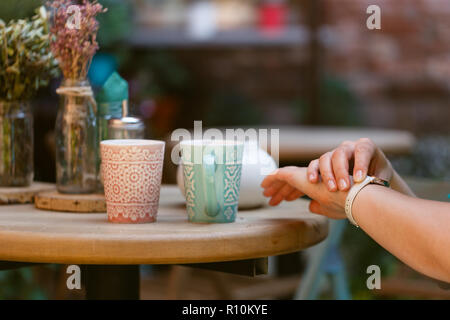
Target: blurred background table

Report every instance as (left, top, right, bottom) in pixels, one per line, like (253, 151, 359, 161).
(0, 186, 328, 299)
(163, 125, 416, 184)
(269, 126, 416, 163)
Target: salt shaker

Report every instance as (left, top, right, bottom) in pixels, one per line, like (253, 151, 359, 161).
(107, 100, 145, 139)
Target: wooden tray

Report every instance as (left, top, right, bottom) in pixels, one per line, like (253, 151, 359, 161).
(0, 182, 55, 205)
(35, 191, 106, 213)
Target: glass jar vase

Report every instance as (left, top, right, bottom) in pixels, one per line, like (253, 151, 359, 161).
(0, 101, 33, 187)
(55, 79, 97, 194)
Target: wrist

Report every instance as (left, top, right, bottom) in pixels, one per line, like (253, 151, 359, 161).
(345, 174, 390, 227)
(352, 184, 384, 226)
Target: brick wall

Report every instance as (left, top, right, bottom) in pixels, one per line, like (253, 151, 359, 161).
(170, 46, 310, 128)
(133, 1, 449, 135)
(321, 0, 450, 133)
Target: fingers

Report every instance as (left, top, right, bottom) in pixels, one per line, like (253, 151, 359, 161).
(331, 143, 354, 191)
(353, 138, 376, 182)
(308, 200, 322, 215)
(309, 138, 378, 187)
(262, 180, 285, 198)
(261, 169, 280, 189)
(269, 183, 296, 206)
(261, 167, 308, 205)
(285, 189, 304, 201)
(263, 166, 305, 188)
(307, 159, 320, 183)
(319, 152, 337, 192)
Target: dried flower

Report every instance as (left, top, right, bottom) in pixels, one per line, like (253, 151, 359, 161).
(48, 0, 106, 80)
(0, 6, 59, 101)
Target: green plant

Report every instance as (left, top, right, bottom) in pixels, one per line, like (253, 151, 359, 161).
(206, 90, 263, 127)
(342, 225, 400, 299)
(319, 76, 362, 126)
(0, 0, 44, 22)
(97, 0, 132, 47)
(296, 75, 362, 126)
(0, 6, 58, 101)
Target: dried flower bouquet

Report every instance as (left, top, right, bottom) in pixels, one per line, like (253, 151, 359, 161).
(48, 0, 106, 80)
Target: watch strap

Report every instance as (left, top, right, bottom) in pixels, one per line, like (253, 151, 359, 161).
(345, 176, 375, 227)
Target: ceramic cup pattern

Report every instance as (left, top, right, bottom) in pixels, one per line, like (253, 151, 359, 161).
(101, 139, 165, 223)
(180, 140, 244, 223)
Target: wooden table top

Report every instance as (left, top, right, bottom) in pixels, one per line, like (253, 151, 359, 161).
(0, 186, 328, 265)
(272, 126, 416, 162)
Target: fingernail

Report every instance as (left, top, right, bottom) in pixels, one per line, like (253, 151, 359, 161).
(309, 174, 315, 181)
(328, 180, 336, 190)
(355, 170, 363, 182)
(339, 179, 348, 190)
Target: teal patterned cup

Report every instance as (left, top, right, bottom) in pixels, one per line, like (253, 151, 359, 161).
(180, 140, 244, 223)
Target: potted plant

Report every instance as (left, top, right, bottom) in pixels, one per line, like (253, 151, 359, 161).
(0, 6, 58, 187)
(48, 0, 106, 194)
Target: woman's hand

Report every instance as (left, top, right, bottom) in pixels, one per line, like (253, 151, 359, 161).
(261, 167, 348, 219)
(307, 138, 394, 192)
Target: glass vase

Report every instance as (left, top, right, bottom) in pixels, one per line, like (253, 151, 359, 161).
(55, 79, 97, 194)
(0, 101, 34, 187)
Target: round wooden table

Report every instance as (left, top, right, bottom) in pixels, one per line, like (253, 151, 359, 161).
(0, 186, 327, 299)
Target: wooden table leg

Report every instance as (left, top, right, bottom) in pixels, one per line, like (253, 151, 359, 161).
(85, 265, 140, 300)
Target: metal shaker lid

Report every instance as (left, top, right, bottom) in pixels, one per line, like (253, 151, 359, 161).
(107, 100, 144, 130)
(108, 116, 144, 129)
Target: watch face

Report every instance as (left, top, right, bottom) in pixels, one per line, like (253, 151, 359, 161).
(372, 177, 390, 188)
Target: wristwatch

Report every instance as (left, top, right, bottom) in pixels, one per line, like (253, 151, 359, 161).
(345, 176, 390, 227)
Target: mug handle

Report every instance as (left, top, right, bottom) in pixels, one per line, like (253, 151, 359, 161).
(202, 152, 220, 217)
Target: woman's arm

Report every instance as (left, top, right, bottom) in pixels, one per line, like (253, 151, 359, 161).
(353, 185, 450, 282)
(261, 167, 450, 282)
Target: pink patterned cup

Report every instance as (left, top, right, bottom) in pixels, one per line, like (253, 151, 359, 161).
(100, 139, 165, 223)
